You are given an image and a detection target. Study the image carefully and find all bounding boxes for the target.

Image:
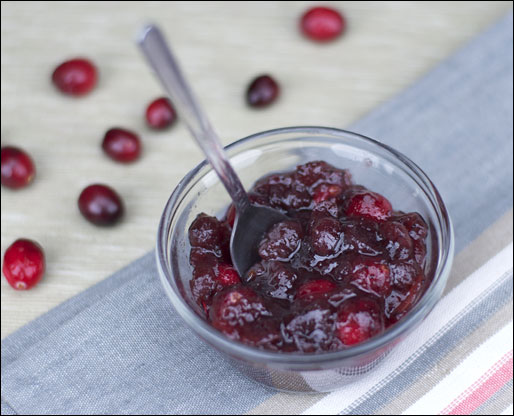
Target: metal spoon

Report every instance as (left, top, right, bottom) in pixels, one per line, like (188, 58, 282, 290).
(138, 25, 288, 276)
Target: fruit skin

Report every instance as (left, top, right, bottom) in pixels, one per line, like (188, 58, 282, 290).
(345, 190, 392, 222)
(51, 58, 97, 96)
(336, 297, 383, 346)
(3, 239, 45, 290)
(78, 184, 124, 226)
(1, 146, 36, 189)
(145, 97, 177, 129)
(300, 7, 345, 42)
(297, 279, 336, 299)
(102, 128, 141, 163)
(246, 75, 280, 107)
(349, 258, 391, 297)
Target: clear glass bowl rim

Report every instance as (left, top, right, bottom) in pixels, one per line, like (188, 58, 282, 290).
(156, 126, 454, 367)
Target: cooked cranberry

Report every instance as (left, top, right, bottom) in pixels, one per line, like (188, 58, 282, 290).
(385, 273, 424, 324)
(310, 216, 343, 256)
(297, 279, 336, 299)
(241, 320, 283, 351)
(190, 252, 221, 309)
(296, 161, 352, 189)
(145, 97, 177, 129)
(217, 264, 241, 286)
(210, 286, 272, 339)
(258, 220, 303, 260)
(380, 221, 413, 260)
(395, 213, 428, 241)
(1, 146, 35, 189)
(52, 58, 97, 96)
(336, 298, 383, 346)
(313, 183, 343, 203)
(300, 7, 345, 42)
(102, 128, 141, 163)
(188, 214, 230, 260)
(345, 191, 392, 222)
(389, 260, 422, 291)
(246, 75, 280, 107)
(78, 184, 124, 226)
(341, 219, 383, 256)
(2, 239, 45, 290)
(246, 261, 298, 302)
(395, 213, 428, 266)
(283, 300, 340, 352)
(349, 258, 391, 297)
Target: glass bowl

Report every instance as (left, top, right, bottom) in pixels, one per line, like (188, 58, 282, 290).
(156, 126, 454, 392)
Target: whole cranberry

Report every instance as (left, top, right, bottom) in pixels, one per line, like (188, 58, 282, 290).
(336, 297, 383, 346)
(1, 146, 35, 189)
(246, 75, 280, 107)
(300, 7, 345, 42)
(52, 58, 97, 96)
(78, 184, 124, 226)
(310, 216, 343, 256)
(217, 264, 241, 286)
(258, 220, 303, 260)
(349, 259, 391, 297)
(345, 191, 392, 222)
(145, 97, 177, 129)
(210, 286, 271, 339)
(102, 128, 141, 163)
(3, 239, 45, 290)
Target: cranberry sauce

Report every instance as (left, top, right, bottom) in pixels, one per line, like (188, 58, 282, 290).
(188, 161, 429, 353)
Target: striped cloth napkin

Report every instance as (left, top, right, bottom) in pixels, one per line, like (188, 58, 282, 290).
(1, 12, 513, 416)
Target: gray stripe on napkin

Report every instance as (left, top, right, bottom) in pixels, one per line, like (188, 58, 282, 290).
(2, 11, 513, 416)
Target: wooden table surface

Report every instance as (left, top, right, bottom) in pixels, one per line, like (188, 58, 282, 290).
(1, 1, 512, 339)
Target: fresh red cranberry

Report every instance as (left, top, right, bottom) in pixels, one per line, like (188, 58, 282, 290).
(217, 264, 241, 286)
(78, 184, 124, 226)
(300, 7, 345, 42)
(258, 220, 303, 260)
(310, 216, 343, 256)
(349, 259, 391, 297)
(102, 128, 141, 163)
(297, 279, 336, 299)
(145, 97, 176, 129)
(51, 58, 97, 96)
(2, 239, 45, 290)
(345, 191, 392, 222)
(246, 75, 280, 107)
(1, 146, 35, 189)
(336, 298, 383, 346)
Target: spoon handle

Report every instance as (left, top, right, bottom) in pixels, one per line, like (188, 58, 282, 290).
(138, 25, 250, 213)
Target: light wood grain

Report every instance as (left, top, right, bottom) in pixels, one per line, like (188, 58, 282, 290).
(1, 1, 512, 339)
